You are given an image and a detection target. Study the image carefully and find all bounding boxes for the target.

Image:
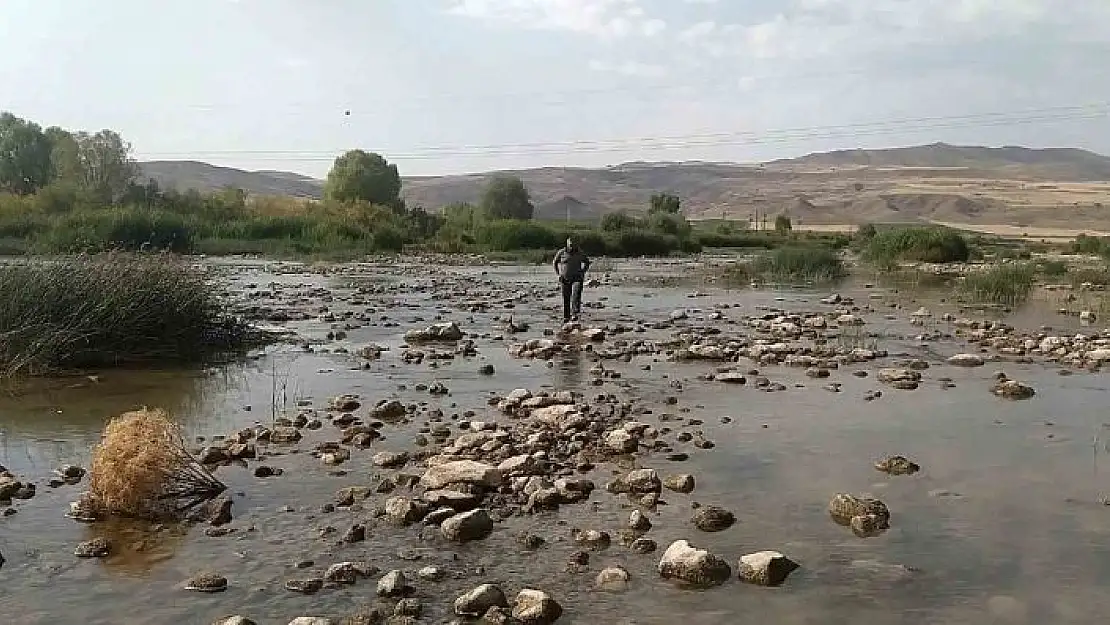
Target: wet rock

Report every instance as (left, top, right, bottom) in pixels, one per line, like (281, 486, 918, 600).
(377, 569, 410, 597)
(335, 486, 372, 507)
(254, 465, 280, 478)
(596, 566, 631, 592)
(991, 379, 1036, 400)
(418, 565, 446, 581)
(607, 468, 661, 494)
(394, 598, 423, 618)
(657, 540, 732, 588)
(342, 524, 366, 543)
(66, 492, 101, 523)
(512, 589, 563, 625)
(405, 322, 463, 343)
(877, 368, 921, 390)
(479, 364, 495, 376)
(323, 562, 361, 585)
(628, 509, 652, 531)
(74, 537, 111, 558)
(454, 583, 509, 617)
(604, 429, 638, 454)
(329, 394, 361, 412)
(287, 619, 334, 625)
(285, 578, 324, 595)
(947, 353, 985, 367)
(270, 426, 303, 444)
(874, 455, 920, 476)
(420, 460, 503, 490)
(691, 506, 736, 532)
(518, 532, 546, 550)
(828, 493, 891, 537)
(737, 551, 800, 586)
(184, 572, 229, 593)
(422, 489, 480, 511)
(385, 497, 428, 526)
(188, 495, 233, 526)
(573, 529, 611, 550)
(629, 538, 658, 554)
(441, 508, 494, 542)
(369, 399, 407, 421)
(56, 465, 86, 482)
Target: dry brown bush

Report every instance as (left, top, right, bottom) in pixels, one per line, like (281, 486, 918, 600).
(88, 408, 225, 520)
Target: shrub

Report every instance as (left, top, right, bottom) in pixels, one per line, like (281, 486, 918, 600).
(863, 227, 970, 265)
(600, 211, 641, 232)
(606, 229, 679, 257)
(88, 408, 226, 520)
(474, 219, 560, 251)
(0, 252, 253, 377)
(37, 208, 196, 253)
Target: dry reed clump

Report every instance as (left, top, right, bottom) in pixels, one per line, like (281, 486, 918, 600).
(88, 408, 225, 520)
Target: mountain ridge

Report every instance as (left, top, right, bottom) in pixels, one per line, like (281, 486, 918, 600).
(138, 143, 1110, 228)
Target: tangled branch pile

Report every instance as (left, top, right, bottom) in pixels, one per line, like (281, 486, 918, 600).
(88, 408, 226, 520)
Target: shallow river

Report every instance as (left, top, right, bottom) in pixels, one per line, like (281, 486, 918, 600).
(2, 257, 1110, 624)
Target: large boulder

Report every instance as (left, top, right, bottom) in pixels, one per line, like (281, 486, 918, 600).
(405, 322, 464, 343)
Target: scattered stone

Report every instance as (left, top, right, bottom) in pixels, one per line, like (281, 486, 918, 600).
(377, 569, 409, 597)
(691, 506, 736, 532)
(657, 540, 732, 588)
(663, 474, 695, 494)
(184, 573, 229, 593)
(737, 551, 800, 586)
(441, 508, 494, 542)
(595, 566, 631, 592)
(991, 379, 1036, 400)
(874, 455, 920, 476)
(947, 353, 984, 367)
(828, 493, 891, 537)
(420, 460, 503, 491)
(512, 589, 563, 624)
(454, 583, 508, 617)
(74, 538, 111, 558)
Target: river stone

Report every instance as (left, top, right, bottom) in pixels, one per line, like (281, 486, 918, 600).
(692, 506, 736, 532)
(323, 562, 360, 585)
(74, 537, 111, 558)
(991, 380, 1036, 400)
(663, 474, 695, 494)
(441, 508, 494, 542)
(874, 455, 920, 476)
(737, 551, 800, 586)
(270, 426, 302, 444)
(947, 353, 985, 367)
(512, 589, 563, 625)
(373, 451, 409, 469)
(608, 468, 660, 494)
(454, 583, 508, 617)
(385, 497, 428, 526)
(369, 399, 407, 421)
(184, 573, 228, 593)
(657, 540, 732, 588)
(377, 569, 409, 597)
(628, 509, 652, 531)
(405, 322, 463, 343)
(595, 566, 631, 592)
(287, 619, 334, 625)
(421, 489, 480, 511)
(420, 460, 503, 490)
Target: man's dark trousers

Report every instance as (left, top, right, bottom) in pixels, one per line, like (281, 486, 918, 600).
(561, 277, 583, 321)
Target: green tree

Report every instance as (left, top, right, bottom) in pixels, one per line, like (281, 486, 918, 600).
(324, 150, 402, 209)
(44, 126, 82, 183)
(480, 175, 534, 220)
(775, 214, 793, 235)
(74, 129, 139, 203)
(0, 112, 54, 194)
(649, 192, 681, 215)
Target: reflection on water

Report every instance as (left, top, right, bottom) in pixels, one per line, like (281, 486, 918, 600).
(3, 259, 1110, 623)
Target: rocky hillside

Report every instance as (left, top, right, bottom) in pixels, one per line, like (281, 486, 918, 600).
(139, 143, 1110, 228)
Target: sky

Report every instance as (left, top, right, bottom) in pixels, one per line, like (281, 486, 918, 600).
(1, 0, 1109, 178)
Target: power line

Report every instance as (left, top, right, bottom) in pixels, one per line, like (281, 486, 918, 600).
(134, 101, 1110, 162)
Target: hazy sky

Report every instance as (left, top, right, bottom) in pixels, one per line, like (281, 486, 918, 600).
(2, 0, 1109, 177)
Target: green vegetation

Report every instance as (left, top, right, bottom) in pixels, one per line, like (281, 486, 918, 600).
(959, 262, 1037, 306)
(725, 245, 846, 286)
(862, 226, 971, 266)
(0, 252, 253, 378)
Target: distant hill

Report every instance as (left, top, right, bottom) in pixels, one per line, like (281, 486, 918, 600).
(138, 143, 1110, 229)
(140, 161, 324, 198)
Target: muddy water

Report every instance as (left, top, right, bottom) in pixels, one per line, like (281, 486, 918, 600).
(3, 258, 1110, 624)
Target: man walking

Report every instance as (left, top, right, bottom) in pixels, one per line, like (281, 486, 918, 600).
(553, 238, 591, 323)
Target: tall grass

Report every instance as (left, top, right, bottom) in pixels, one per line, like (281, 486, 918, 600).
(863, 226, 970, 266)
(959, 262, 1037, 306)
(725, 245, 846, 285)
(0, 252, 253, 377)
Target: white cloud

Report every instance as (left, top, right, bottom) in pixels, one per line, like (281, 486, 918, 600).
(680, 0, 1110, 63)
(446, 0, 666, 38)
(588, 59, 667, 77)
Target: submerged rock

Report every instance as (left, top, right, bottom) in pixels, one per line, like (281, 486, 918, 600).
(828, 493, 890, 537)
(991, 379, 1036, 400)
(184, 572, 228, 593)
(691, 506, 735, 532)
(512, 589, 563, 624)
(874, 455, 920, 476)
